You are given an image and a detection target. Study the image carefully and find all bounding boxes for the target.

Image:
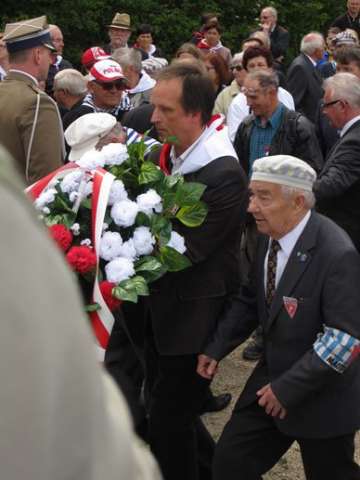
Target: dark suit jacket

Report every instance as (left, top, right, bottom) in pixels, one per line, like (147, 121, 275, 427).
(205, 212, 360, 438)
(270, 24, 289, 60)
(314, 119, 360, 251)
(147, 152, 249, 355)
(286, 53, 323, 123)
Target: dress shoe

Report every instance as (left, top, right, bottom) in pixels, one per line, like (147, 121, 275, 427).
(201, 393, 232, 414)
(242, 340, 263, 361)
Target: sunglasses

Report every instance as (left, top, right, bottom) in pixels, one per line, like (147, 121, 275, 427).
(231, 65, 243, 71)
(94, 80, 126, 91)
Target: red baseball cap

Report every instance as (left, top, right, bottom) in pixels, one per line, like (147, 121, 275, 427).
(81, 46, 110, 70)
(88, 59, 126, 82)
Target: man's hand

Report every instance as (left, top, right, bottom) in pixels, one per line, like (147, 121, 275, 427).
(197, 354, 218, 379)
(257, 383, 287, 419)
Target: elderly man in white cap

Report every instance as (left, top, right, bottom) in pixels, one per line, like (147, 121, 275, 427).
(198, 155, 360, 480)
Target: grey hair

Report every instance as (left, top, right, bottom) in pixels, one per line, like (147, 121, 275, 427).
(54, 69, 87, 96)
(262, 6, 278, 20)
(324, 72, 360, 108)
(300, 32, 324, 55)
(112, 47, 142, 73)
(247, 69, 279, 90)
(281, 185, 316, 209)
(232, 52, 243, 65)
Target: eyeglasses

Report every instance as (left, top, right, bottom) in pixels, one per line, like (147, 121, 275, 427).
(320, 98, 342, 109)
(93, 80, 126, 91)
(231, 65, 243, 72)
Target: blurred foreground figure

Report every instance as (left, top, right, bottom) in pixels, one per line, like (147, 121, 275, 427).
(0, 145, 161, 480)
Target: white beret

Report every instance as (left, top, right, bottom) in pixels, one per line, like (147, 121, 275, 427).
(251, 155, 317, 192)
(65, 113, 117, 162)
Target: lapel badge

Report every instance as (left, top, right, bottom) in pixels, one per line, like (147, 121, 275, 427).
(283, 296, 298, 319)
(296, 251, 307, 262)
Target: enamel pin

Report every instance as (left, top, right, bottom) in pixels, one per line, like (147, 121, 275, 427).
(283, 296, 298, 318)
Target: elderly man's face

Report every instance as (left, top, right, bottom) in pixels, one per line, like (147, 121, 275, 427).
(50, 27, 64, 55)
(348, 0, 360, 16)
(248, 181, 302, 239)
(243, 77, 275, 118)
(88, 80, 125, 109)
(321, 87, 346, 129)
(109, 28, 131, 49)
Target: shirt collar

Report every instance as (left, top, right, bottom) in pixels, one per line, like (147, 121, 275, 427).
(305, 54, 317, 67)
(340, 114, 360, 137)
(275, 210, 311, 258)
(254, 102, 283, 128)
(170, 127, 206, 171)
(8, 69, 38, 86)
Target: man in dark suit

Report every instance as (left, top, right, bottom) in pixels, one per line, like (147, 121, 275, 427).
(198, 155, 360, 480)
(287, 32, 325, 123)
(145, 61, 249, 480)
(259, 6, 289, 63)
(314, 72, 360, 251)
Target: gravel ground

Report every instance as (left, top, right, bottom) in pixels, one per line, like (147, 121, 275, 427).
(203, 340, 360, 479)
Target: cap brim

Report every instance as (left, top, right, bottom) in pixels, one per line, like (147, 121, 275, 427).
(107, 25, 132, 30)
(43, 41, 57, 52)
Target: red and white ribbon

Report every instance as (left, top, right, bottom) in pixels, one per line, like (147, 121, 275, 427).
(89, 167, 116, 361)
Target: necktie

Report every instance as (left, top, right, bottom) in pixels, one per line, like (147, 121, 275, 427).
(266, 239, 281, 307)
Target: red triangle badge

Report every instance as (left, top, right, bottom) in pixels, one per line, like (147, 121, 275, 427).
(283, 296, 298, 319)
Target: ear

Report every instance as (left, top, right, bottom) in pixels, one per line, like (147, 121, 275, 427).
(87, 81, 95, 94)
(32, 47, 42, 66)
(293, 193, 306, 212)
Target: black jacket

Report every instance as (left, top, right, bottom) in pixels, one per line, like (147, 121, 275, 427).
(205, 212, 360, 438)
(286, 53, 323, 123)
(314, 119, 360, 251)
(234, 105, 323, 175)
(270, 24, 289, 60)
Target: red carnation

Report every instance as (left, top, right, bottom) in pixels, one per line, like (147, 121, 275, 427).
(99, 281, 122, 311)
(66, 245, 97, 274)
(49, 224, 73, 252)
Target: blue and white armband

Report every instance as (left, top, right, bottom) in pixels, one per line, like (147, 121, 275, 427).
(313, 326, 360, 374)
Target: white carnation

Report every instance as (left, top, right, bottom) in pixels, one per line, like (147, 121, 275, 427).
(111, 200, 139, 227)
(105, 257, 135, 284)
(108, 180, 128, 206)
(136, 189, 163, 216)
(71, 223, 80, 236)
(69, 191, 79, 203)
(42, 207, 50, 215)
(100, 231, 123, 261)
(60, 170, 84, 194)
(102, 222, 109, 232)
(167, 231, 186, 254)
(133, 226, 156, 256)
(76, 150, 105, 170)
(102, 143, 129, 166)
(34, 188, 57, 210)
(80, 238, 92, 246)
(118, 238, 137, 260)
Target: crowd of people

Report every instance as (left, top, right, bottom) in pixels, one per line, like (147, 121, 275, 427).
(1, 2, 360, 479)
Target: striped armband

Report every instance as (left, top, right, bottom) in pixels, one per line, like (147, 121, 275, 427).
(313, 326, 360, 374)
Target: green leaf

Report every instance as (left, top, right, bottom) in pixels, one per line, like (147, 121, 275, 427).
(164, 174, 183, 189)
(112, 275, 149, 303)
(138, 161, 164, 184)
(175, 182, 207, 206)
(151, 215, 172, 244)
(158, 246, 192, 272)
(135, 256, 167, 282)
(44, 212, 76, 228)
(81, 197, 92, 209)
(176, 202, 208, 227)
(136, 211, 151, 227)
(162, 192, 177, 211)
(53, 194, 74, 213)
(85, 303, 101, 312)
(112, 285, 138, 304)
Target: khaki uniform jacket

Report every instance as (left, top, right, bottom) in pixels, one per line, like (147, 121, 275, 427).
(0, 70, 64, 185)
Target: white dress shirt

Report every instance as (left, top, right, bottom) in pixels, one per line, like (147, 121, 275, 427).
(264, 210, 311, 289)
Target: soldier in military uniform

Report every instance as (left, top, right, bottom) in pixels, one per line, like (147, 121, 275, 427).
(0, 15, 64, 185)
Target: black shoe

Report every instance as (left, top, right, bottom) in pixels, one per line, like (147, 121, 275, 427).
(242, 340, 263, 361)
(201, 393, 232, 414)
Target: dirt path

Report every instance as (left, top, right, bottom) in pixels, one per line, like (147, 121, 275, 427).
(203, 341, 360, 479)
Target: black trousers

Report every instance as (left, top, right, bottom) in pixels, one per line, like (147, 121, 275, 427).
(145, 335, 215, 480)
(213, 400, 360, 480)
